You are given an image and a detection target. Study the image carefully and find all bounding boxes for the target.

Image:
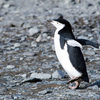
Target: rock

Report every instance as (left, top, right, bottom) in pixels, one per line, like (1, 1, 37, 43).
(78, 36, 88, 39)
(97, 37, 100, 44)
(23, 52, 36, 56)
(20, 36, 26, 42)
(31, 41, 37, 47)
(84, 50, 95, 56)
(14, 43, 21, 48)
(19, 57, 23, 60)
(20, 77, 42, 84)
(36, 33, 48, 42)
(30, 73, 51, 79)
(21, 74, 26, 78)
(52, 70, 65, 79)
(6, 65, 15, 69)
(22, 22, 31, 28)
(28, 27, 39, 36)
(38, 90, 52, 95)
(3, 4, 10, 8)
(52, 44, 55, 51)
(87, 85, 99, 90)
(36, 34, 42, 42)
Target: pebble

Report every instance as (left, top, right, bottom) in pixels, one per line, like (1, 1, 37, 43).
(22, 22, 31, 28)
(38, 90, 52, 95)
(6, 65, 15, 69)
(31, 41, 37, 47)
(3, 4, 10, 8)
(14, 43, 21, 48)
(52, 70, 65, 79)
(84, 50, 95, 55)
(23, 52, 36, 56)
(28, 27, 39, 36)
(36, 33, 48, 42)
(21, 74, 26, 78)
(78, 36, 88, 39)
(30, 72, 51, 79)
(87, 85, 99, 90)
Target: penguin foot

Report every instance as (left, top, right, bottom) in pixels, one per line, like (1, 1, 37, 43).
(69, 81, 80, 89)
(67, 77, 80, 84)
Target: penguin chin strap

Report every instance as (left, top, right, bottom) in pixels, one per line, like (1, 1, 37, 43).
(67, 77, 81, 89)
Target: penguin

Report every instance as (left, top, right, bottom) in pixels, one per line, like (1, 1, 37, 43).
(47, 17, 91, 89)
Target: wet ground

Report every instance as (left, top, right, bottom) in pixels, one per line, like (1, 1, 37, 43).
(0, 0, 100, 99)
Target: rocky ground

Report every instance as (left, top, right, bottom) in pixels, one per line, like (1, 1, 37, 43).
(0, 0, 100, 99)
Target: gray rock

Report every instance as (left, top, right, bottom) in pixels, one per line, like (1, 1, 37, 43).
(28, 27, 39, 36)
(31, 41, 37, 47)
(6, 65, 15, 69)
(78, 36, 88, 39)
(97, 37, 100, 44)
(84, 50, 95, 55)
(14, 43, 21, 48)
(30, 73, 51, 79)
(3, 4, 10, 8)
(23, 52, 35, 56)
(21, 74, 26, 78)
(87, 85, 99, 90)
(36, 33, 48, 42)
(22, 22, 32, 28)
(2, 95, 13, 100)
(19, 57, 23, 60)
(52, 70, 65, 79)
(38, 90, 52, 95)
(52, 44, 55, 51)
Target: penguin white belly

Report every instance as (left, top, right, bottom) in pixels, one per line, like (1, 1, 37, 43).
(54, 31, 82, 79)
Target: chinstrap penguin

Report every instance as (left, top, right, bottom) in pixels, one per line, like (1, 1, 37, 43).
(48, 16, 98, 89)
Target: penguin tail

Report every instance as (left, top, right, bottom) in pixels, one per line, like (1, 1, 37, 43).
(81, 73, 89, 83)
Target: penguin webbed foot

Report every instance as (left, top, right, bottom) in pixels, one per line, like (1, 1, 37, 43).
(69, 81, 80, 89)
(67, 77, 80, 84)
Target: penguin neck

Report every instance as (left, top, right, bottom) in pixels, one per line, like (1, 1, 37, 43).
(58, 26, 75, 39)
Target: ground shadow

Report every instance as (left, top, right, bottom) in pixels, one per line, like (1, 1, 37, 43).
(79, 80, 100, 89)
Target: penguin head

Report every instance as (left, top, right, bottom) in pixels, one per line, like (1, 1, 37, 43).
(48, 16, 72, 31)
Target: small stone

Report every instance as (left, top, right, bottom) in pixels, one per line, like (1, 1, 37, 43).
(97, 37, 100, 44)
(52, 44, 55, 51)
(14, 43, 21, 48)
(22, 22, 31, 28)
(30, 73, 51, 79)
(38, 90, 52, 95)
(0, 17, 3, 21)
(52, 70, 65, 79)
(20, 36, 26, 42)
(31, 41, 37, 47)
(78, 36, 88, 39)
(28, 27, 39, 36)
(3, 4, 10, 8)
(7, 65, 15, 69)
(42, 33, 48, 38)
(36, 33, 48, 42)
(84, 50, 95, 56)
(87, 85, 99, 90)
(23, 52, 36, 56)
(21, 74, 26, 78)
(36, 34, 42, 42)
(19, 57, 23, 60)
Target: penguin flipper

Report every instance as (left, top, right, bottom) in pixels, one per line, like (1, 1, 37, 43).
(67, 39, 83, 49)
(76, 39, 99, 48)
